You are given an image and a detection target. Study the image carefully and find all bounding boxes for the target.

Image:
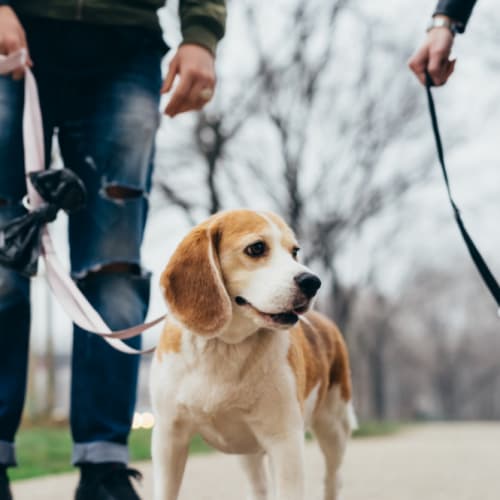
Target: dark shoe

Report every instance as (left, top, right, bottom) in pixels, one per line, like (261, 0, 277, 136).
(75, 463, 142, 500)
(0, 468, 12, 500)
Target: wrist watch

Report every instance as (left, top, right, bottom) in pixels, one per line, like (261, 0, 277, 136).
(426, 16, 464, 35)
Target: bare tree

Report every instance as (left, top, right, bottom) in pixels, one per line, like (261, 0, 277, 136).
(392, 265, 500, 420)
(154, 0, 431, 337)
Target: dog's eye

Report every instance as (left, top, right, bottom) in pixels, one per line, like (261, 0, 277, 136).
(245, 241, 267, 258)
(292, 247, 300, 259)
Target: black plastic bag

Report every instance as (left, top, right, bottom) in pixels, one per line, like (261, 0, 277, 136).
(0, 169, 86, 277)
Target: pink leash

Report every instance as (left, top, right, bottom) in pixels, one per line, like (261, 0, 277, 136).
(0, 50, 164, 354)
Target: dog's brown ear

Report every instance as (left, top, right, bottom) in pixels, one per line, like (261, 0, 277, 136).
(160, 222, 232, 336)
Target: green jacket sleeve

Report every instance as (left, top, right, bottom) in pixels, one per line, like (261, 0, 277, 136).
(179, 0, 226, 55)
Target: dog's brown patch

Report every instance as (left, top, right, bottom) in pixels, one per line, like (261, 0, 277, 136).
(161, 220, 232, 336)
(216, 210, 271, 244)
(288, 311, 352, 412)
(262, 211, 299, 254)
(156, 322, 182, 361)
(307, 311, 352, 401)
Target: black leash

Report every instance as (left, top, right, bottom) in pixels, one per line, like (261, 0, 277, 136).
(425, 72, 500, 313)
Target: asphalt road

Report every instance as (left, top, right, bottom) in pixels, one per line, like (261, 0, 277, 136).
(12, 423, 500, 500)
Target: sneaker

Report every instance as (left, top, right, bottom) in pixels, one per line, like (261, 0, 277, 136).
(0, 468, 12, 500)
(75, 463, 142, 500)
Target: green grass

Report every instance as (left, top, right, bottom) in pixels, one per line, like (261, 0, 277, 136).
(352, 420, 402, 438)
(10, 421, 400, 482)
(11, 427, 73, 481)
(9, 426, 213, 482)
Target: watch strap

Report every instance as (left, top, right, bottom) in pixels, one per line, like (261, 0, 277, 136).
(427, 16, 464, 34)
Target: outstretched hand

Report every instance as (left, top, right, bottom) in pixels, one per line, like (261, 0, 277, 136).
(162, 44, 216, 117)
(0, 5, 33, 80)
(408, 25, 455, 86)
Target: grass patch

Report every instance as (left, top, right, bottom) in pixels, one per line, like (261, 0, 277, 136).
(10, 426, 212, 482)
(353, 420, 402, 438)
(11, 427, 73, 481)
(128, 430, 212, 461)
(10, 421, 401, 481)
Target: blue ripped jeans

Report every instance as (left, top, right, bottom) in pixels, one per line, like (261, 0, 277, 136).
(0, 17, 166, 466)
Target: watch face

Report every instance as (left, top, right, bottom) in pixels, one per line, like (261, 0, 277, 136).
(427, 17, 459, 34)
(436, 18, 450, 29)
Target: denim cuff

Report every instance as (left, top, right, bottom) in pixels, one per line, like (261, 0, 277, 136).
(72, 441, 129, 465)
(0, 441, 16, 466)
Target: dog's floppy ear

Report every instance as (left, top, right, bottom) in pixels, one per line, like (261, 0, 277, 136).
(160, 222, 232, 336)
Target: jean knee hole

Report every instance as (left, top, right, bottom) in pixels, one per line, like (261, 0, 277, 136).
(85, 262, 142, 277)
(104, 185, 144, 201)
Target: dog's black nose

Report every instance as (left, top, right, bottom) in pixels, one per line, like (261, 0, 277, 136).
(294, 272, 321, 298)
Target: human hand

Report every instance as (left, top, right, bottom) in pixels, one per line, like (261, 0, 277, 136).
(408, 17, 455, 86)
(162, 44, 216, 117)
(0, 5, 33, 80)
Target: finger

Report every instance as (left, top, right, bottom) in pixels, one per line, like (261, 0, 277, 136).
(193, 96, 210, 111)
(443, 58, 456, 82)
(178, 71, 215, 115)
(17, 28, 33, 67)
(3, 34, 22, 55)
(172, 94, 209, 115)
(184, 80, 213, 113)
(161, 56, 179, 94)
(11, 68, 25, 80)
(434, 60, 453, 86)
(169, 102, 193, 116)
(174, 89, 213, 116)
(17, 27, 27, 50)
(194, 85, 215, 111)
(0, 35, 6, 55)
(168, 89, 202, 116)
(173, 95, 205, 116)
(164, 73, 194, 117)
(408, 46, 429, 86)
(436, 60, 456, 87)
(182, 65, 216, 112)
(428, 49, 450, 86)
(3, 35, 25, 79)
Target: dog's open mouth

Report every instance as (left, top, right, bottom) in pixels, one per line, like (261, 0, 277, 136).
(235, 296, 308, 325)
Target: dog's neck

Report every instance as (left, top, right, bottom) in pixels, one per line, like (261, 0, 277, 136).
(182, 326, 288, 381)
(216, 309, 265, 344)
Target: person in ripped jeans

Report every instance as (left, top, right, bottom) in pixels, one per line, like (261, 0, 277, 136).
(0, 1, 225, 499)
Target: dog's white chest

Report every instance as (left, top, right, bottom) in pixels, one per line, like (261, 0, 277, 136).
(175, 366, 250, 413)
(151, 330, 292, 454)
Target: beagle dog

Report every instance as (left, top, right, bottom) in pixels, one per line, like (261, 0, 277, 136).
(150, 209, 356, 500)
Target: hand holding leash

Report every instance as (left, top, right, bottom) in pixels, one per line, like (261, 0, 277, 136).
(0, 5, 32, 79)
(409, 15, 456, 86)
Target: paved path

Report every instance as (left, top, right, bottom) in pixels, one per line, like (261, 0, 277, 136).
(12, 423, 500, 499)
